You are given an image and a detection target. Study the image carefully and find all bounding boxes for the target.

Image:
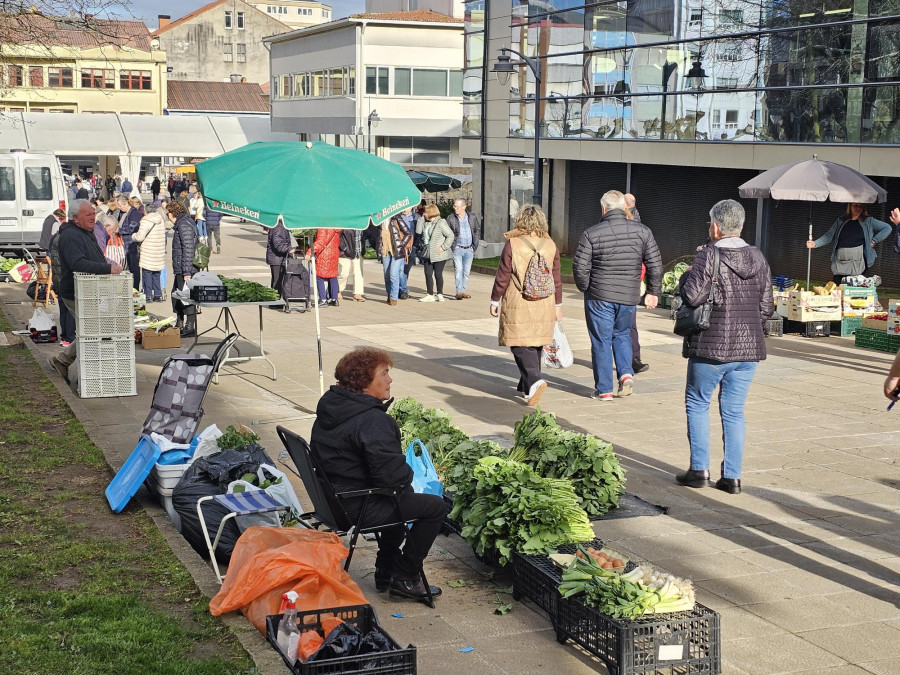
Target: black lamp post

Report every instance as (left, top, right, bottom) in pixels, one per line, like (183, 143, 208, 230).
(493, 48, 543, 207)
(367, 109, 380, 155)
(659, 61, 678, 139)
(684, 58, 707, 91)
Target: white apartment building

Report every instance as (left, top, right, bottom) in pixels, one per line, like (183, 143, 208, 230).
(265, 10, 465, 169)
(248, 0, 332, 30)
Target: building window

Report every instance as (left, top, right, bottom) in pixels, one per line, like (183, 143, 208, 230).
(720, 9, 743, 24)
(120, 70, 151, 90)
(237, 44, 246, 63)
(294, 72, 309, 97)
(688, 8, 702, 25)
(237, 11, 244, 28)
(29, 66, 43, 87)
(718, 77, 738, 89)
(387, 137, 451, 165)
(412, 69, 447, 96)
(449, 70, 463, 97)
(348, 66, 355, 95)
(322, 8, 329, 17)
(281, 74, 293, 97)
(81, 68, 114, 89)
(366, 66, 388, 94)
(225, 10, 233, 28)
(224, 43, 233, 62)
(394, 68, 411, 95)
(711, 109, 721, 128)
(7, 65, 23, 87)
(48, 67, 73, 87)
(725, 110, 739, 129)
(719, 44, 742, 62)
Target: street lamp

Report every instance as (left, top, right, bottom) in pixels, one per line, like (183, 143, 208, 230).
(684, 58, 707, 91)
(493, 47, 543, 207)
(367, 109, 380, 155)
(658, 61, 678, 140)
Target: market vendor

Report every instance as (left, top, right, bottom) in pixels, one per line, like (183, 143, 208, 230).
(805, 203, 892, 284)
(310, 348, 446, 603)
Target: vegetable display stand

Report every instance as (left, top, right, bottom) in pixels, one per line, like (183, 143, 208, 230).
(265, 605, 416, 675)
(184, 299, 285, 382)
(855, 327, 900, 353)
(555, 596, 720, 675)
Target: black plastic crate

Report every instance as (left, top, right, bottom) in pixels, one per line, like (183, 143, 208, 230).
(190, 285, 228, 303)
(763, 317, 783, 337)
(441, 493, 462, 536)
(265, 605, 416, 675)
(785, 318, 830, 338)
(556, 596, 721, 675)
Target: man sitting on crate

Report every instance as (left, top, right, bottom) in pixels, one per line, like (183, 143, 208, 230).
(311, 348, 447, 603)
(48, 200, 124, 385)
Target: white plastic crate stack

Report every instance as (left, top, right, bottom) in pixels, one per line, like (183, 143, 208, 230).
(74, 273, 136, 398)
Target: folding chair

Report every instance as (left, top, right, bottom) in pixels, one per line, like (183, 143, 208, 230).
(276, 425, 435, 608)
(196, 490, 291, 583)
(31, 255, 56, 309)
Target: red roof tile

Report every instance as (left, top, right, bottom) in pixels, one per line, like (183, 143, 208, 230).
(167, 80, 269, 113)
(349, 10, 463, 23)
(4, 13, 153, 50)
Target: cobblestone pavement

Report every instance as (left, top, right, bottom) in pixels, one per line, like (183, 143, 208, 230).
(5, 218, 898, 674)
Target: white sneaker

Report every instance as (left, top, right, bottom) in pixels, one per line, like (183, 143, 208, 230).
(435, 294, 445, 302)
(525, 379, 548, 406)
(419, 294, 436, 303)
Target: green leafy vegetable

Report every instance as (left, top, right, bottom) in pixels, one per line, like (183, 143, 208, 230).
(217, 275, 280, 302)
(0, 257, 23, 272)
(217, 425, 260, 450)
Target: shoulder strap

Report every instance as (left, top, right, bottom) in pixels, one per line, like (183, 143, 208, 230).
(520, 237, 544, 254)
(708, 246, 720, 303)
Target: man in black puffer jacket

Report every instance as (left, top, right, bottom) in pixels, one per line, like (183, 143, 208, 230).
(311, 348, 446, 603)
(572, 190, 662, 401)
(675, 199, 773, 496)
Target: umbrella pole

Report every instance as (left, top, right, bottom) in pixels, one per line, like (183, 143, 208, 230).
(310, 253, 324, 395)
(806, 206, 813, 291)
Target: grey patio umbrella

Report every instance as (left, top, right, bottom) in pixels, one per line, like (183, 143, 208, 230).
(738, 156, 888, 289)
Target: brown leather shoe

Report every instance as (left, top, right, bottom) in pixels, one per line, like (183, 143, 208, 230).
(389, 299, 397, 306)
(353, 295, 366, 302)
(460, 292, 471, 299)
(455, 293, 464, 300)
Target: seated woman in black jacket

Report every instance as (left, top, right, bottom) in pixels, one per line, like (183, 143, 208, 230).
(310, 348, 446, 602)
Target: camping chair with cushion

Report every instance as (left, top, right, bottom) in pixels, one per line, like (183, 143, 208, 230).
(276, 425, 435, 608)
(197, 490, 291, 583)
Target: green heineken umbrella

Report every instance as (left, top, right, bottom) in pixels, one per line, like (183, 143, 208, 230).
(406, 169, 462, 193)
(195, 141, 421, 394)
(196, 141, 421, 229)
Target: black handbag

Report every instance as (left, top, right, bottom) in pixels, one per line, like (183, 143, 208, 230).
(673, 246, 719, 337)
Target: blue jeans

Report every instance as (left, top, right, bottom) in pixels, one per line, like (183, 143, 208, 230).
(400, 248, 416, 293)
(584, 299, 635, 395)
(196, 219, 207, 237)
(453, 246, 474, 293)
(382, 255, 404, 300)
(141, 269, 162, 300)
(685, 358, 758, 479)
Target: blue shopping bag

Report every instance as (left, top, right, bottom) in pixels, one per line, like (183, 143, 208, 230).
(405, 440, 443, 497)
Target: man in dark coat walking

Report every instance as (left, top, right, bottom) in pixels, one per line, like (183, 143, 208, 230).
(572, 190, 662, 402)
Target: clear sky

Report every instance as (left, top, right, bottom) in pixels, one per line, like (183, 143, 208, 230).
(123, 0, 365, 28)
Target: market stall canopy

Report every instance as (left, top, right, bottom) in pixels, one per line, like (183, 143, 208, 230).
(208, 117, 295, 152)
(196, 141, 422, 229)
(119, 115, 226, 158)
(738, 157, 887, 203)
(19, 112, 128, 155)
(406, 169, 463, 193)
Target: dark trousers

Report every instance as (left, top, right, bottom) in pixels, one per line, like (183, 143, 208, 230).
(349, 487, 448, 580)
(630, 311, 641, 362)
(142, 269, 162, 300)
(126, 242, 140, 291)
(208, 225, 221, 249)
(511, 345, 543, 393)
(172, 273, 195, 320)
(316, 276, 338, 301)
(270, 264, 284, 296)
(57, 293, 75, 342)
(422, 259, 447, 295)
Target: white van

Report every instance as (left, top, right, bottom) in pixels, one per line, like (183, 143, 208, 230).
(0, 150, 67, 252)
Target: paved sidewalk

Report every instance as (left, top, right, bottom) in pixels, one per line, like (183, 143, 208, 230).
(5, 219, 898, 674)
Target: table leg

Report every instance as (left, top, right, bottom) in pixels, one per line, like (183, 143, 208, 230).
(258, 305, 277, 380)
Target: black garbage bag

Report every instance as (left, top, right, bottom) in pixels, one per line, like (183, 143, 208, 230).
(308, 623, 397, 664)
(358, 628, 395, 656)
(172, 444, 274, 563)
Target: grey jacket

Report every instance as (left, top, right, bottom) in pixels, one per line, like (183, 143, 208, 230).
(416, 217, 454, 262)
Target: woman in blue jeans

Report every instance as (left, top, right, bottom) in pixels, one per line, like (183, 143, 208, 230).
(675, 200, 773, 495)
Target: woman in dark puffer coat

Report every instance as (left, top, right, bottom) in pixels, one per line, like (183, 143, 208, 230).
(168, 201, 199, 337)
(674, 199, 773, 496)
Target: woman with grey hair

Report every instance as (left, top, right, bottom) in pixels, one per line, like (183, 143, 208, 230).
(675, 199, 773, 495)
(133, 205, 171, 302)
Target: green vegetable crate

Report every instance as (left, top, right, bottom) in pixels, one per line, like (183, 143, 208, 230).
(513, 545, 721, 675)
(855, 327, 900, 353)
(836, 316, 862, 337)
(658, 294, 674, 310)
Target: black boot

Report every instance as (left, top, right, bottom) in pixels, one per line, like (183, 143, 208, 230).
(675, 469, 711, 488)
(180, 315, 196, 338)
(388, 576, 443, 602)
(715, 477, 742, 494)
(632, 359, 649, 374)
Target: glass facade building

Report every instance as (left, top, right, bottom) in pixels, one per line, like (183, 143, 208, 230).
(471, 0, 900, 144)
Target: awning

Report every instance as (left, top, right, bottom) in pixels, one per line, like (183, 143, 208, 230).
(19, 112, 129, 155)
(119, 115, 225, 157)
(208, 116, 297, 152)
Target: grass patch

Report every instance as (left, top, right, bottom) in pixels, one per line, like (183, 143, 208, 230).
(0, 343, 256, 674)
(477, 255, 575, 276)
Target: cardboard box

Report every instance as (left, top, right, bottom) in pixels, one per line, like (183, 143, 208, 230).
(776, 297, 790, 318)
(861, 317, 888, 331)
(789, 289, 842, 308)
(889, 299, 900, 318)
(788, 306, 842, 323)
(888, 317, 900, 335)
(141, 326, 182, 350)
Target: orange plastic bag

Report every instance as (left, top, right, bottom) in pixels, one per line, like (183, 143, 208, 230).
(209, 527, 368, 634)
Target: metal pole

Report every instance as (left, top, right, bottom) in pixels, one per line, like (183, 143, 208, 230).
(367, 119, 371, 154)
(660, 83, 668, 140)
(806, 221, 813, 291)
(533, 62, 543, 207)
(310, 253, 324, 394)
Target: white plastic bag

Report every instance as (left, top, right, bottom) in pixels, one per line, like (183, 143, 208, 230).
(257, 463, 304, 519)
(191, 424, 224, 463)
(28, 307, 54, 332)
(543, 321, 574, 369)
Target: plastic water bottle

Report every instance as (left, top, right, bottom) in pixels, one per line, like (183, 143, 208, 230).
(276, 591, 301, 664)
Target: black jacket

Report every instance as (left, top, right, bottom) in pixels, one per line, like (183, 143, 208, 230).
(680, 241, 774, 363)
(205, 209, 223, 229)
(446, 211, 481, 250)
(171, 213, 198, 276)
(58, 223, 112, 300)
(572, 208, 662, 305)
(339, 228, 365, 259)
(151, 177, 160, 195)
(265, 223, 292, 265)
(310, 386, 413, 492)
(374, 218, 411, 260)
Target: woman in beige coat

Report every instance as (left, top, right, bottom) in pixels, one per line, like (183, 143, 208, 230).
(133, 205, 172, 302)
(489, 206, 563, 406)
